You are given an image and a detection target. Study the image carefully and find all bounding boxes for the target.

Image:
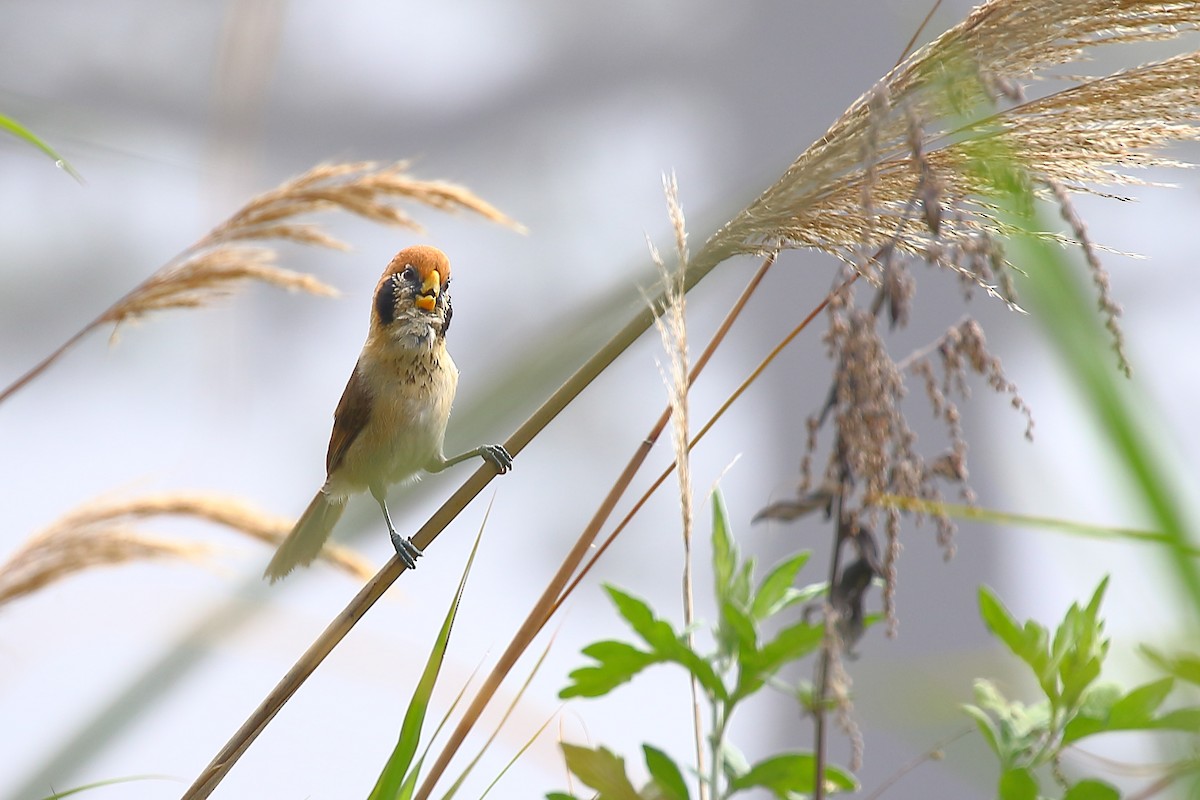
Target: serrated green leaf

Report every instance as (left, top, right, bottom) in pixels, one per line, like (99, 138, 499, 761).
(642, 745, 690, 800)
(727, 752, 857, 797)
(751, 552, 811, 621)
(998, 767, 1038, 800)
(1062, 778, 1120, 800)
(601, 585, 727, 701)
(979, 586, 1048, 677)
(561, 744, 642, 800)
(560, 640, 662, 699)
(606, 585, 679, 651)
(732, 618, 823, 701)
(1054, 582, 1110, 711)
(1110, 677, 1174, 726)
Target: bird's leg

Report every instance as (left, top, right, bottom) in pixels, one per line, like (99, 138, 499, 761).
(370, 485, 422, 569)
(427, 443, 514, 474)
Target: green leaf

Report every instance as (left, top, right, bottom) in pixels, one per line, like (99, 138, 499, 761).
(1054, 579, 1110, 711)
(727, 752, 857, 797)
(730, 560, 754, 610)
(721, 598, 758, 655)
(642, 745, 690, 800)
(998, 767, 1038, 800)
(1063, 779, 1120, 800)
(1141, 645, 1200, 686)
(37, 775, 171, 799)
(751, 552, 811, 621)
(607, 585, 682, 653)
(561, 744, 642, 800)
(978, 586, 1050, 681)
(560, 640, 662, 699)
(0, 113, 83, 182)
(961, 703, 1001, 758)
(545, 794, 581, 800)
(368, 522, 486, 800)
(603, 585, 727, 701)
(712, 490, 736, 610)
(1109, 677, 1174, 726)
(1144, 706, 1200, 733)
(735, 619, 824, 700)
(1062, 683, 1122, 743)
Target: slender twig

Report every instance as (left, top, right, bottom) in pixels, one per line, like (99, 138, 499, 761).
(894, 0, 945, 69)
(0, 313, 105, 404)
(860, 727, 972, 800)
(556, 272, 858, 610)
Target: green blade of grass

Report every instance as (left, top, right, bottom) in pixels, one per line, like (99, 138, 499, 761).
(1, 113, 84, 182)
(441, 630, 559, 800)
(875, 495, 1200, 558)
(368, 502, 492, 800)
(1006, 207, 1200, 622)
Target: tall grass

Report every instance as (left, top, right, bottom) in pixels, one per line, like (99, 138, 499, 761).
(5, 1, 1200, 798)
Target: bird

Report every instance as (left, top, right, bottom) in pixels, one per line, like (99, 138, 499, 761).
(264, 245, 512, 582)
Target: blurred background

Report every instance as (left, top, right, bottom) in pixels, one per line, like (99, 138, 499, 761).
(2, 1, 1198, 798)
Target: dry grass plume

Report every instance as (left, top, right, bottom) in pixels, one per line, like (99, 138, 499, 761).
(0, 161, 524, 404)
(0, 493, 372, 606)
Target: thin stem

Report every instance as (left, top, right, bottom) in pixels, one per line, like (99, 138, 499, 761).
(556, 272, 858, 610)
(812, 485, 848, 800)
(0, 317, 103, 404)
(860, 727, 972, 800)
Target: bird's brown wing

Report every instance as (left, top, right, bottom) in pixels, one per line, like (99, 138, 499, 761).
(326, 361, 373, 475)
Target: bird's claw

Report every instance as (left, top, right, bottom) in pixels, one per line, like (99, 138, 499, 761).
(482, 443, 514, 474)
(390, 531, 423, 570)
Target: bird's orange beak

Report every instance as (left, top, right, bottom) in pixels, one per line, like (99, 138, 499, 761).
(415, 269, 441, 312)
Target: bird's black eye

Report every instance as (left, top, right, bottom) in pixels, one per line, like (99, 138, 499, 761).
(401, 265, 418, 283)
(374, 274, 401, 325)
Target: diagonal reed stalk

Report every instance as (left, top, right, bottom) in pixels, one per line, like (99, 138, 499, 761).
(182, 239, 769, 799)
(183, 2, 1200, 794)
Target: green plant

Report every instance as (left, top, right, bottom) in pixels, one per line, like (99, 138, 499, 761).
(552, 491, 860, 800)
(966, 579, 1200, 799)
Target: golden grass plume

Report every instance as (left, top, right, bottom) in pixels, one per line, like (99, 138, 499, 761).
(0, 493, 372, 606)
(697, 0, 1200, 272)
(1, 161, 525, 404)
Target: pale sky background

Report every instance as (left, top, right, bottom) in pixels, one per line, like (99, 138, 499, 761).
(2, 2, 1198, 799)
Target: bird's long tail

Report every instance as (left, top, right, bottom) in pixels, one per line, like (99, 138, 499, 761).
(264, 491, 346, 582)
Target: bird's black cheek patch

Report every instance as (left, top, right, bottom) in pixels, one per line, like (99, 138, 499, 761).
(374, 277, 397, 325)
(442, 295, 453, 337)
